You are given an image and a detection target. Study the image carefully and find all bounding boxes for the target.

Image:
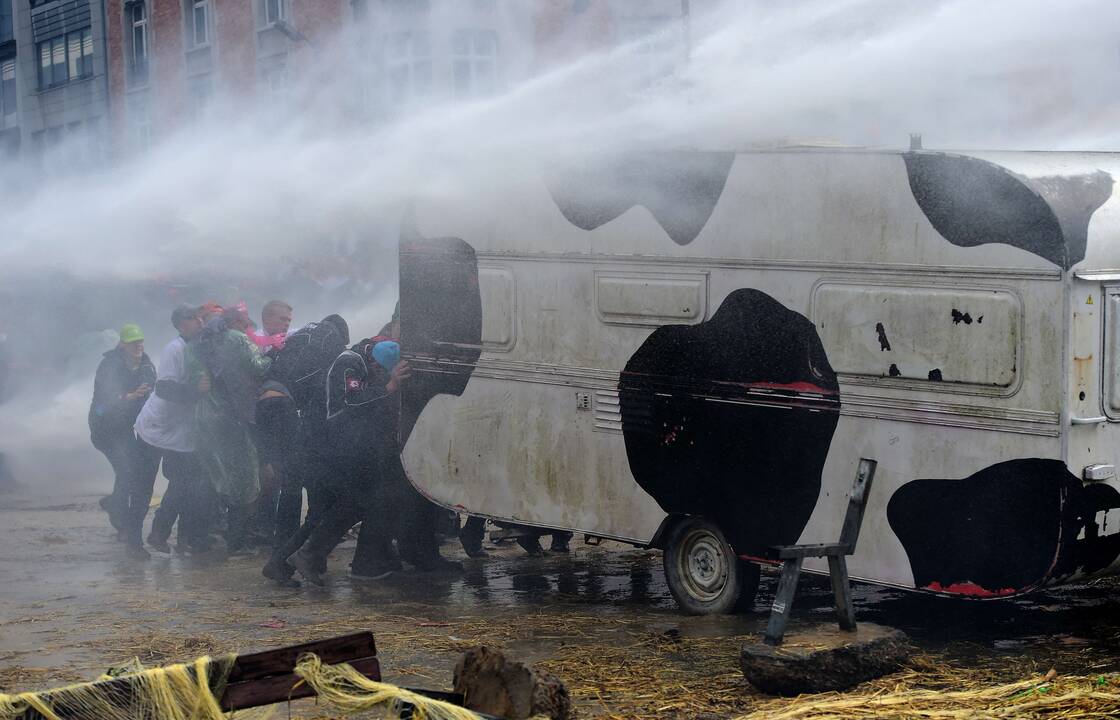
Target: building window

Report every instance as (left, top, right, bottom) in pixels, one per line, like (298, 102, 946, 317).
(190, 0, 208, 47)
(129, 2, 149, 84)
(127, 91, 150, 152)
(0, 56, 15, 119)
(452, 29, 497, 98)
(0, 0, 13, 44)
(39, 36, 65, 87)
(623, 18, 679, 87)
(264, 0, 286, 26)
(261, 65, 288, 109)
(385, 31, 431, 105)
(187, 73, 212, 121)
(38, 27, 93, 89)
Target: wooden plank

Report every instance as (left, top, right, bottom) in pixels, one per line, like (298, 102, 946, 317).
(828, 555, 857, 631)
(774, 542, 847, 559)
(226, 631, 376, 682)
(838, 459, 877, 550)
(764, 557, 803, 646)
(404, 688, 466, 705)
(221, 655, 381, 711)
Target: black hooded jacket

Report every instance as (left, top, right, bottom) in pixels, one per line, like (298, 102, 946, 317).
(88, 347, 156, 447)
(265, 315, 350, 446)
(323, 344, 398, 461)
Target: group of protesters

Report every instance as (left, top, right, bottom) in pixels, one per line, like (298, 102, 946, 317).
(88, 300, 459, 587)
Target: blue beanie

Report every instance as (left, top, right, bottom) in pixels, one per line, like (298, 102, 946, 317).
(371, 341, 401, 371)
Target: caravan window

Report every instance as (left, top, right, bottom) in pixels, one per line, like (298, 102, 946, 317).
(812, 282, 1020, 393)
(595, 271, 708, 327)
(478, 267, 516, 352)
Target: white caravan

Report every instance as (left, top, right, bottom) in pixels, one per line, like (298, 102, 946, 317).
(396, 148, 1120, 614)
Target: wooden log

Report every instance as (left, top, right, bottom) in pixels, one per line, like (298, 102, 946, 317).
(225, 631, 376, 683)
(221, 655, 381, 710)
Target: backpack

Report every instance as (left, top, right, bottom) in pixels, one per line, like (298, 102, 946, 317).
(266, 320, 348, 440)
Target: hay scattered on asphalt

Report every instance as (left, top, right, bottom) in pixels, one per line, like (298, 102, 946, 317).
(17, 605, 1120, 719)
(86, 632, 223, 667)
(0, 665, 83, 693)
(740, 662, 1120, 719)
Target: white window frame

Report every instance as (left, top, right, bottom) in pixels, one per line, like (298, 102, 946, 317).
(127, 91, 151, 153)
(129, 2, 148, 83)
(189, 0, 209, 48)
(263, 0, 286, 27)
(260, 65, 288, 110)
(384, 31, 431, 106)
(452, 29, 497, 98)
(187, 73, 213, 122)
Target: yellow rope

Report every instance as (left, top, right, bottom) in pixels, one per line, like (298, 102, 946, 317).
(294, 653, 483, 720)
(0, 654, 239, 720)
(0, 652, 483, 720)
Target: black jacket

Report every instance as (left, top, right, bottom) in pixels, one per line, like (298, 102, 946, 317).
(88, 347, 156, 447)
(267, 318, 349, 444)
(323, 348, 398, 461)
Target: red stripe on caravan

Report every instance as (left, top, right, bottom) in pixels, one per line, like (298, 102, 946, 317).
(924, 581, 1019, 597)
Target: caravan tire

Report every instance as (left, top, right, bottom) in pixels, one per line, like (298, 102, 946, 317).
(663, 516, 750, 615)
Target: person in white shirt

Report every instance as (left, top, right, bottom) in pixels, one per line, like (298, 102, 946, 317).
(132, 305, 211, 556)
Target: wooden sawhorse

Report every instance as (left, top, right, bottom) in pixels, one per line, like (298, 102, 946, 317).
(763, 458, 878, 646)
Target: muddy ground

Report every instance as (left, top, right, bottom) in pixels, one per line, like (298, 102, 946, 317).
(3, 493, 1120, 718)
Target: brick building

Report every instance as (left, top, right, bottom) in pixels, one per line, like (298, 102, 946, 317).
(98, 0, 689, 159)
(104, 0, 347, 157)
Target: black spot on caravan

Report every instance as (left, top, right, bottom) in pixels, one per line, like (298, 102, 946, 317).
(887, 460, 1082, 596)
(1068, 483, 1120, 577)
(546, 152, 736, 245)
(618, 289, 841, 556)
(875, 323, 892, 351)
(888, 364, 901, 377)
(398, 235, 483, 445)
(927, 369, 942, 381)
(903, 153, 1113, 269)
(888, 460, 1120, 597)
(950, 309, 972, 325)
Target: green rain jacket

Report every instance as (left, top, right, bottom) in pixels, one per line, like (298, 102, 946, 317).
(186, 326, 271, 505)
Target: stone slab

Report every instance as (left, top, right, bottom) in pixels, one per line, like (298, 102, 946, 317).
(740, 623, 911, 696)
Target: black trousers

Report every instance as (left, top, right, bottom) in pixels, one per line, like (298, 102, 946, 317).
(301, 455, 385, 566)
(255, 396, 305, 546)
(287, 452, 438, 573)
(130, 438, 208, 548)
(269, 452, 334, 569)
(152, 450, 208, 545)
(351, 454, 441, 572)
(94, 433, 133, 523)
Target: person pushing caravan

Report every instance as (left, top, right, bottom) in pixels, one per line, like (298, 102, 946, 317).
(132, 305, 211, 556)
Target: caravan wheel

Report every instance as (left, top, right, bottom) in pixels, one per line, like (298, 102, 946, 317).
(663, 517, 757, 614)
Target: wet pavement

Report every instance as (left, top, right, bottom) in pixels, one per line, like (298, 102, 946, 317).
(3, 493, 1120, 717)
